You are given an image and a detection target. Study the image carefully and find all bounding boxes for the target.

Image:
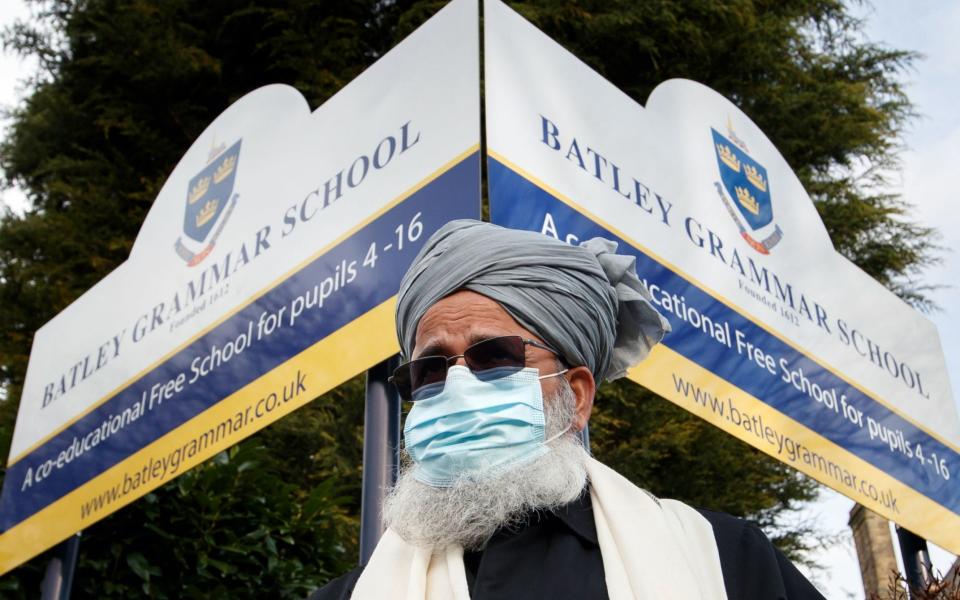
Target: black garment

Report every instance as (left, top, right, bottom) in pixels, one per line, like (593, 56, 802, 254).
(460, 492, 607, 599)
(697, 508, 825, 600)
(307, 493, 824, 600)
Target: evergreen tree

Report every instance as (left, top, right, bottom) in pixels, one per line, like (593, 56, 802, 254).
(0, 0, 932, 595)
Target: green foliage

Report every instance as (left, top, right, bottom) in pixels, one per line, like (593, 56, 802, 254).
(0, 0, 937, 594)
(0, 440, 357, 599)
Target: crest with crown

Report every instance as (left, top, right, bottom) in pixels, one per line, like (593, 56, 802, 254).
(710, 119, 782, 254)
(175, 137, 243, 266)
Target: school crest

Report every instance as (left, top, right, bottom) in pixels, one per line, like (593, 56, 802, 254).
(174, 139, 242, 266)
(711, 122, 782, 254)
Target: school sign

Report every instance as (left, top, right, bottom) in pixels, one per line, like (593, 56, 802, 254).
(484, 0, 960, 553)
(0, 0, 480, 573)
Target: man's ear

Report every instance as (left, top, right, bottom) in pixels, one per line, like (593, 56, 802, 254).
(567, 366, 596, 431)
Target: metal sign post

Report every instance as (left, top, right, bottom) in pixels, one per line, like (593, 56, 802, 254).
(359, 356, 402, 564)
(40, 532, 80, 600)
(896, 526, 933, 597)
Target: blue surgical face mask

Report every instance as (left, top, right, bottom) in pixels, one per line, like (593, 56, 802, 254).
(402, 365, 570, 487)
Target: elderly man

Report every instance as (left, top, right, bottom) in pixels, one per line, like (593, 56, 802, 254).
(311, 220, 824, 600)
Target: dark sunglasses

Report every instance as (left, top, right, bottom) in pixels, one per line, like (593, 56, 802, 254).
(389, 335, 562, 401)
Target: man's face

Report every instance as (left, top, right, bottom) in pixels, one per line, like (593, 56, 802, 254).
(412, 290, 594, 429)
(385, 291, 592, 550)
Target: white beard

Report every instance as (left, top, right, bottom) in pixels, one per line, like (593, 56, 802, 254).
(382, 379, 589, 551)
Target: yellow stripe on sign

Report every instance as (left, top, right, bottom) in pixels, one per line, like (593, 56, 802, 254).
(487, 149, 960, 456)
(0, 297, 399, 576)
(629, 344, 960, 555)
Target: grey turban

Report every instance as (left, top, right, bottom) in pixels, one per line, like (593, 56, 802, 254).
(395, 219, 671, 382)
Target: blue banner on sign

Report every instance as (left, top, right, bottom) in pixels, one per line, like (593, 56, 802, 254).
(488, 156, 960, 515)
(0, 153, 480, 531)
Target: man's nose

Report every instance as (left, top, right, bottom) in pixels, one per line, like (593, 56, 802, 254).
(447, 354, 468, 367)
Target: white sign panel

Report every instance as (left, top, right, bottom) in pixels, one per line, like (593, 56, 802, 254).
(485, 0, 960, 552)
(0, 0, 480, 574)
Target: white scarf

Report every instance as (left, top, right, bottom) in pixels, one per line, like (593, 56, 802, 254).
(352, 458, 728, 599)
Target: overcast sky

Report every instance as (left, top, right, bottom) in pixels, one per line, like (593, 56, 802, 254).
(0, 1, 957, 597)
